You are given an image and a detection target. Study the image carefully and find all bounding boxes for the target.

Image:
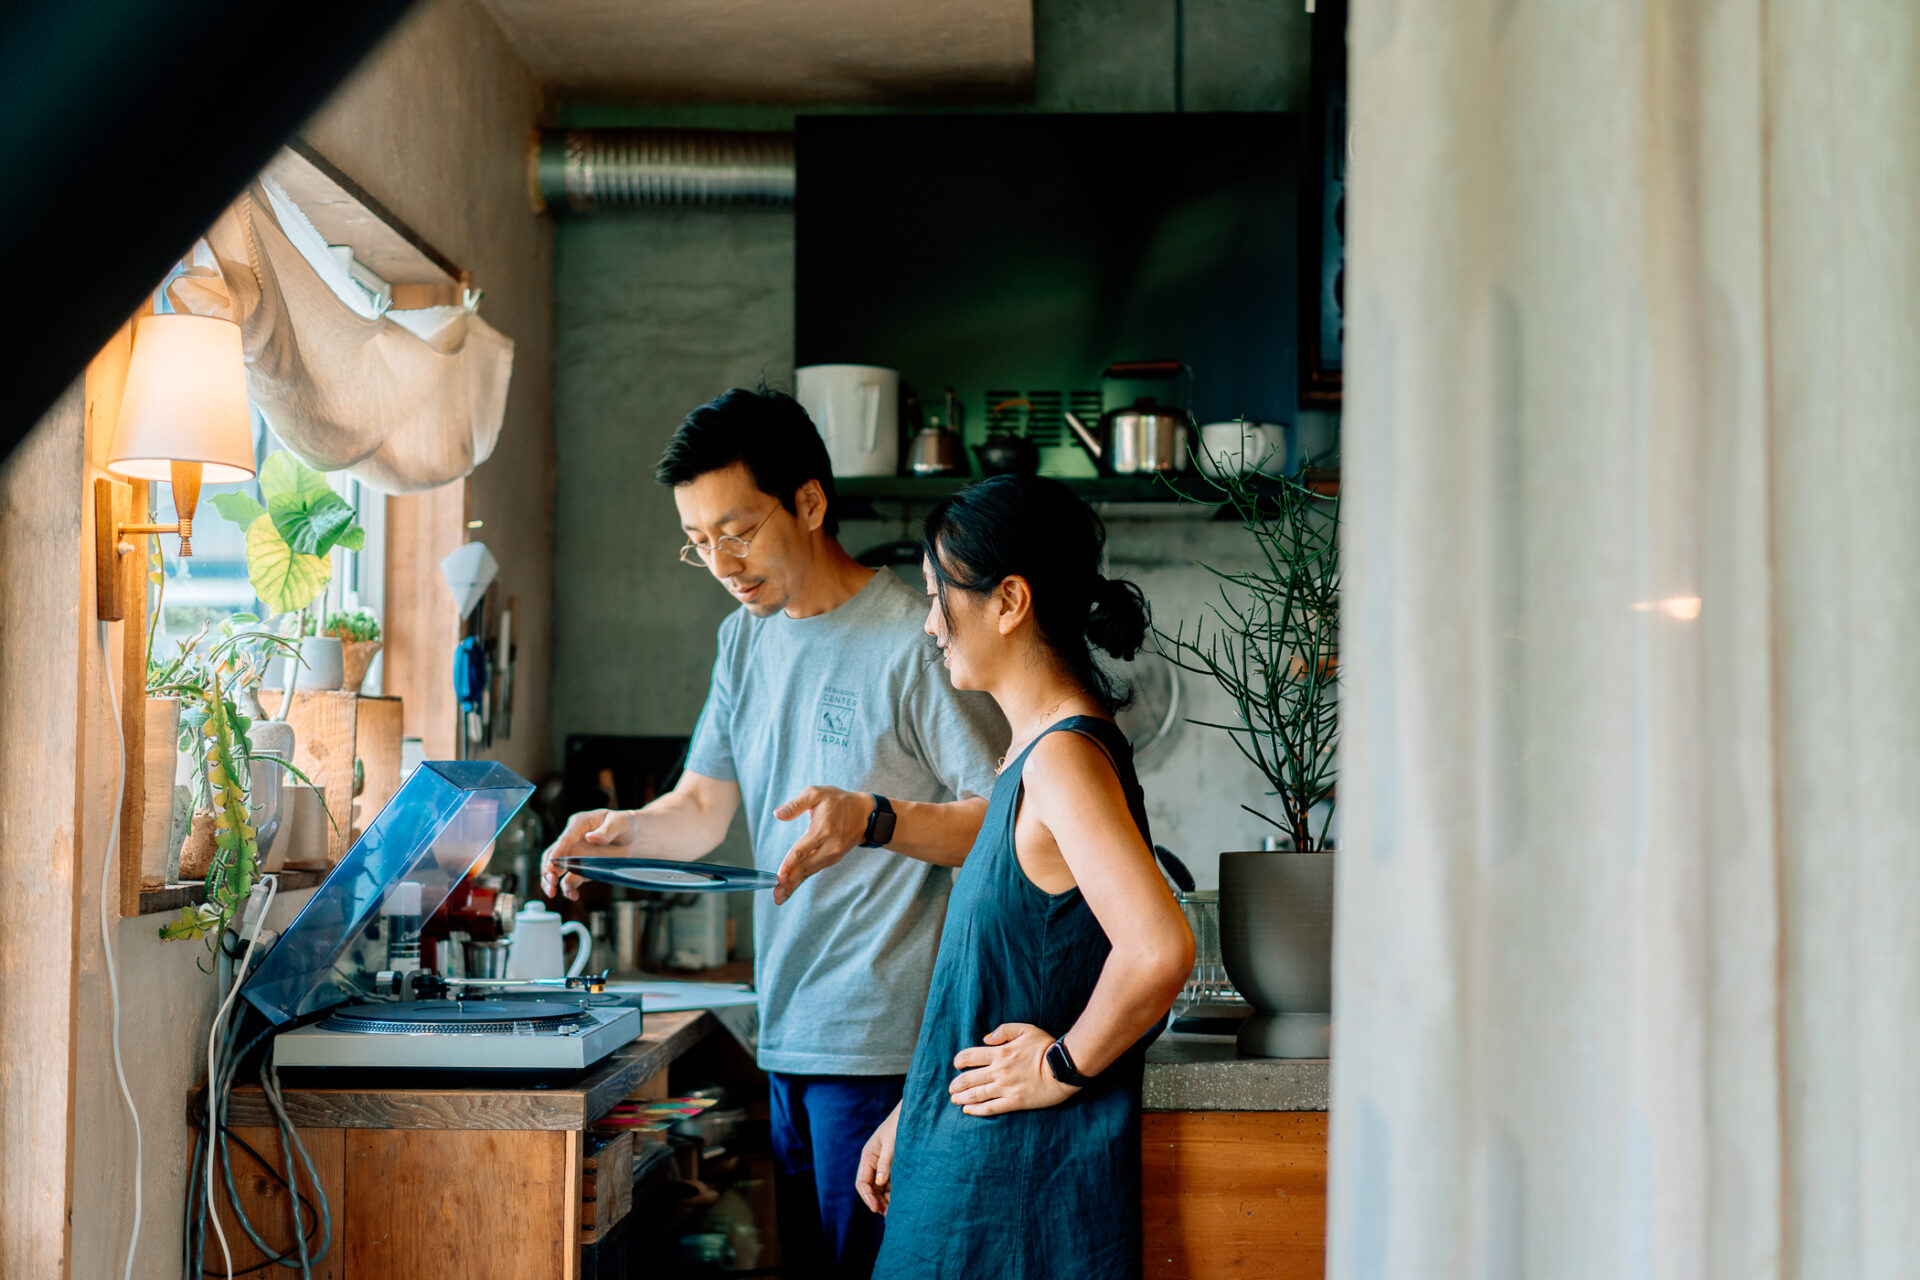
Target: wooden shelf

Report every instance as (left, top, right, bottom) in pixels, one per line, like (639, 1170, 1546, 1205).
(137, 868, 326, 917)
(836, 470, 1338, 518)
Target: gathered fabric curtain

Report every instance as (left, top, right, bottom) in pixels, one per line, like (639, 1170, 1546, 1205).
(1334, 2, 1920, 1277)
(166, 174, 513, 494)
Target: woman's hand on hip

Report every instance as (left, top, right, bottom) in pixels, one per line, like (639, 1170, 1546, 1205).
(772, 786, 870, 904)
(855, 1102, 902, 1215)
(948, 1024, 1079, 1116)
(539, 808, 637, 900)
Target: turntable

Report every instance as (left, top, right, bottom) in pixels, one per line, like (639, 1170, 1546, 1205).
(242, 761, 643, 1073)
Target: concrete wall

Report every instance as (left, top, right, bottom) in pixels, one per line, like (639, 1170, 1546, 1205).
(549, 0, 1333, 886)
(55, 4, 553, 1275)
(304, 0, 557, 783)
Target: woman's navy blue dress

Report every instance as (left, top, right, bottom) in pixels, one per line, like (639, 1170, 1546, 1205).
(873, 715, 1159, 1280)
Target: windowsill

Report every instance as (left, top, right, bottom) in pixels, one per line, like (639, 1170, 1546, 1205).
(137, 868, 327, 916)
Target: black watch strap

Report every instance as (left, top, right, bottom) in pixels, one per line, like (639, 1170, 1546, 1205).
(1045, 1037, 1095, 1088)
(860, 794, 896, 848)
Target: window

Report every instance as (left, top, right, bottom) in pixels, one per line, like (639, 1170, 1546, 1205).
(148, 407, 386, 678)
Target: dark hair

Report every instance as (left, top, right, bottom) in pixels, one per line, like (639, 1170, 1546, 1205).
(923, 474, 1150, 711)
(654, 386, 840, 536)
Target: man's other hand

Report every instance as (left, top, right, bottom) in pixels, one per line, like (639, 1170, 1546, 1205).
(771, 786, 872, 905)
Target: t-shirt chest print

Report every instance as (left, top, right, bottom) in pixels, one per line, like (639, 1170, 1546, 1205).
(816, 687, 859, 747)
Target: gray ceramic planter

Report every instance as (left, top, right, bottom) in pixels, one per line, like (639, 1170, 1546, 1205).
(1219, 850, 1335, 1058)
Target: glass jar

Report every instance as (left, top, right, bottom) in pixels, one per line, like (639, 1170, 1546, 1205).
(1174, 890, 1246, 1013)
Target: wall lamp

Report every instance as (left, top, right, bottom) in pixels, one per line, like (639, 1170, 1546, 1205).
(94, 314, 256, 621)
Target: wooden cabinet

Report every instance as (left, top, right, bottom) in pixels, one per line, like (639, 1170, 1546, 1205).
(217, 1125, 581, 1279)
(1142, 1111, 1328, 1279)
(214, 1010, 712, 1279)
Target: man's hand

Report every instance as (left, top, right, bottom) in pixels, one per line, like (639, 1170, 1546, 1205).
(771, 786, 873, 905)
(947, 1024, 1080, 1116)
(540, 808, 639, 900)
(855, 1103, 902, 1216)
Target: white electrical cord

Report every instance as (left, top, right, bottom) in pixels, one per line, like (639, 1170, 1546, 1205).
(98, 622, 143, 1280)
(205, 874, 277, 1280)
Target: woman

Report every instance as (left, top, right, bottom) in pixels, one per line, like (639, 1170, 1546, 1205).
(857, 474, 1196, 1280)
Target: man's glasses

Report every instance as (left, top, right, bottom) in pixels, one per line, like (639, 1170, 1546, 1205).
(678, 505, 779, 567)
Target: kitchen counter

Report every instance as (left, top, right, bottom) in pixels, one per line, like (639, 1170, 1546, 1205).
(1143, 1032, 1329, 1112)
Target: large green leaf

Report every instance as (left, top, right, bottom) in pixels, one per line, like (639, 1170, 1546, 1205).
(245, 514, 331, 616)
(258, 450, 334, 510)
(258, 451, 364, 556)
(210, 492, 266, 529)
(271, 488, 358, 556)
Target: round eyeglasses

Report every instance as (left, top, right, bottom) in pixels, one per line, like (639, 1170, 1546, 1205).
(678, 505, 779, 567)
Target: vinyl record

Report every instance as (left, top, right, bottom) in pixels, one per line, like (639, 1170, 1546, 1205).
(552, 856, 778, 893)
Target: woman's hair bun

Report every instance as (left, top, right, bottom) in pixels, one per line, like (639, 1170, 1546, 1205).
(1086, 575, 1150, 661)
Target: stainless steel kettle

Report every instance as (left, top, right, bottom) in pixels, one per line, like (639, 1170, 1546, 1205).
(1063, 360, 1194, 475)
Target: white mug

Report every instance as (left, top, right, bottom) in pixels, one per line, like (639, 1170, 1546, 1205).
(504, 901, 590, 980)
(1196, 421, 1294, 480)
(796, 364, 900, 477)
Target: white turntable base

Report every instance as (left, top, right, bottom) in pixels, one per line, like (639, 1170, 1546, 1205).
(274, 1003, 642, 1071)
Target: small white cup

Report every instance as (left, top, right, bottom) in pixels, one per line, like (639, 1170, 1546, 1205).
(1196, 422, 1294, 480)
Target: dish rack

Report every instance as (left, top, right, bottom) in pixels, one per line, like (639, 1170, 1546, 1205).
(1173, 890, 1247, 1015)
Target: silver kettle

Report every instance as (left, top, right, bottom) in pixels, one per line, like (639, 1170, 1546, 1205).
(1063, 361, 1194, 476)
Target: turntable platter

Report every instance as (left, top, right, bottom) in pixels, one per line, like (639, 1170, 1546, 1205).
(320, 999, 594, 1035)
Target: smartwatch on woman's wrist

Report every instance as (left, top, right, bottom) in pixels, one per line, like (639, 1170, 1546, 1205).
(860, 794, 896, 848)
(1045, 1037, 1095, 1088)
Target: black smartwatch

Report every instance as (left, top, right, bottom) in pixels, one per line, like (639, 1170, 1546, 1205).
(1045, 1037, 1095, 1088)
(859, 794, 896, 848)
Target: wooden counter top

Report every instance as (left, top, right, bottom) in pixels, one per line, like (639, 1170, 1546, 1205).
(220, 1007, 717, 1132)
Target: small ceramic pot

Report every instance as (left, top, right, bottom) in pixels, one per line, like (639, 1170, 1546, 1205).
(140, 698, 182, 890)
(296, 637, 345, 691)
(278, 783, 330, 870)
(341, 639, 383, 693)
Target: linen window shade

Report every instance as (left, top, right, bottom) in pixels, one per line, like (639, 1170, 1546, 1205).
(165, 175, 513, 494)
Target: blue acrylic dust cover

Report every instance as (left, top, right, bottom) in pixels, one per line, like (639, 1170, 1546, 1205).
(241, 760, 535, 1026)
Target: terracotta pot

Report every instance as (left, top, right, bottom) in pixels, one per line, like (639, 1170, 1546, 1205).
(341, 639, 383, 693)
(178, 808, 219, 881)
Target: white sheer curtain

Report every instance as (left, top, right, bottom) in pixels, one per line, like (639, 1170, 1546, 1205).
(1333, 3, 1920, 1278)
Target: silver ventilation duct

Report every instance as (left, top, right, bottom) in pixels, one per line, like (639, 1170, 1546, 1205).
(529, 129, 795, 213)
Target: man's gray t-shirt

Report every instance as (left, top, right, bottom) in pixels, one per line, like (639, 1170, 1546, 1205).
(684, 569, 1006, 1075)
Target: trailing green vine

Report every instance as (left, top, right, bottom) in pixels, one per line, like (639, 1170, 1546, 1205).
(148, 624, 331, 949)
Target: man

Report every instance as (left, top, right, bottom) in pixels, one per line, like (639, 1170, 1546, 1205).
(541, 387, 1005, 1279)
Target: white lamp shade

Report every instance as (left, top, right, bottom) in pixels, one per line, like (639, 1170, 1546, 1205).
(107, 314, 256, 483)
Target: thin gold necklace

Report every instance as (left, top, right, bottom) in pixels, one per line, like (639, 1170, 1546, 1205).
(997, 692, 1079, 773)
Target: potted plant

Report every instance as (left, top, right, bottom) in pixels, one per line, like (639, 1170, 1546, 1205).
(323, 608, 382, 693)
(146, 624, 329, 951)
(212, 450, 365, 699)
(1159, 457, 1339, 1059)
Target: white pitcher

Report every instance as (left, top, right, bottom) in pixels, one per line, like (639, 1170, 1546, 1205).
(504, 901, 589, 980)
(796, 364, 899, 477)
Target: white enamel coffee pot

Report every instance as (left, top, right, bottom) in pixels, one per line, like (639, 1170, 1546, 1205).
(504, 901, 589, 980)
